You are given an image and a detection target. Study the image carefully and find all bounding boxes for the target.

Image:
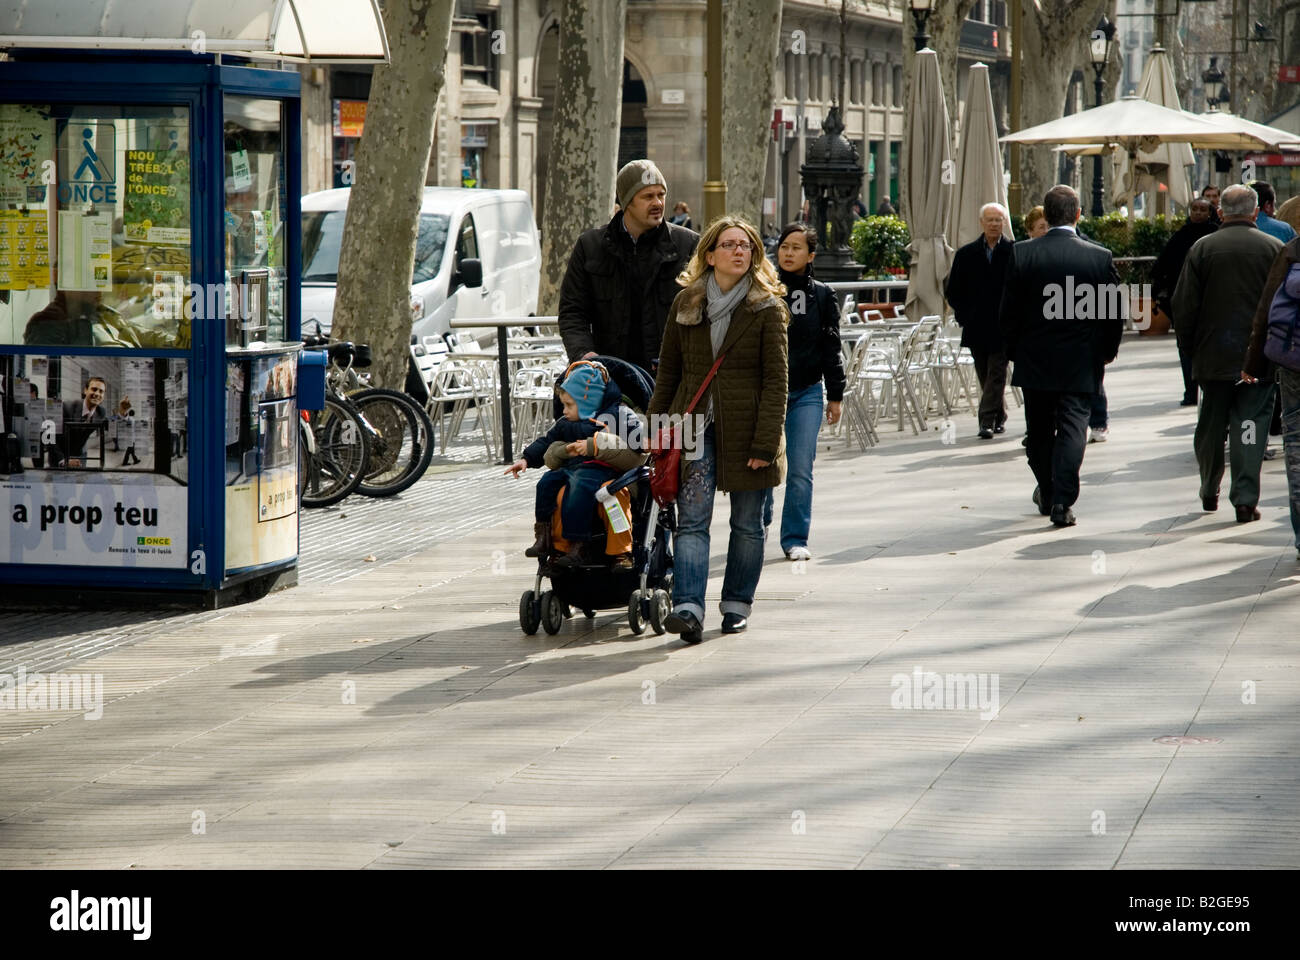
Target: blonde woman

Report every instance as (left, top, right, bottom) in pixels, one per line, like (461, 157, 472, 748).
(1023, 205, 1048, 239)
(648, 216, 789, 643)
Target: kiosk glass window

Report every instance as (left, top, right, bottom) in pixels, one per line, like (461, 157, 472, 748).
(224, 96, 286, 345)
(0, 103, 192, 349)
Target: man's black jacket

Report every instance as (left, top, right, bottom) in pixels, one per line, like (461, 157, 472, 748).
(944, 234, 1014, 353)
(558, 213, 698, 368)
(998, 228, 1123, 394)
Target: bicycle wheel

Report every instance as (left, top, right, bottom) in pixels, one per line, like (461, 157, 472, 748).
(350, 387, 435, 497)
(301, 397, 370, 508)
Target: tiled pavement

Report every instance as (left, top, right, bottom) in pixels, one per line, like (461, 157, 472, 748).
(1, 333, 1298, 869)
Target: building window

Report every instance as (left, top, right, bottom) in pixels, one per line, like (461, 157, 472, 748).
(850, 60, 863, 104)
(970, 1, 984, 20)
(871, 62, 882, 106)
(892, 65, 903, 108)
(785, 52, 796, 100)
(460, 13, 498, 88)
(830, 56, 841, 103)
(808, 53, 820, 101)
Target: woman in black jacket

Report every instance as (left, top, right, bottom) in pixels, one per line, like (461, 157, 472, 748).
(763, 223, 846, 561)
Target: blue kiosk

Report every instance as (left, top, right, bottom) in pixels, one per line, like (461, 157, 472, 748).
(0, 3, 388, 605)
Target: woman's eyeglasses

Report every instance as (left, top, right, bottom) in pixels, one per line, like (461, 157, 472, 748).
(715, 240, 754, 252)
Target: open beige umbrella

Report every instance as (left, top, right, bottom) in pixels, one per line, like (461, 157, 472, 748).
(1190, 111, 1300, 150)
(1115, 47, 1194, 211)
(948, 62, 1013, 247)
(1002, 97, 1258, 223)
(903, 48, 953, 321)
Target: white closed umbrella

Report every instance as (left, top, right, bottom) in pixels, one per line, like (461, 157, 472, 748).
(1115, 47, 1194, 211)
(903, 49, 953, 322)
(948, 62, 1013, 247)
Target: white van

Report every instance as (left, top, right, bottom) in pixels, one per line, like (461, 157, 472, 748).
(299, 186, 540, 344)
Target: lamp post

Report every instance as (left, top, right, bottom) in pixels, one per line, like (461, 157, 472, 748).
(1202, 57, 1225, 110)
(909, 0, 933, 53)
(1088, 15, 1116, 217)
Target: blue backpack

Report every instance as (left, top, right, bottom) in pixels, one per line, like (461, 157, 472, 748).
(1265, 262, 1300, 373)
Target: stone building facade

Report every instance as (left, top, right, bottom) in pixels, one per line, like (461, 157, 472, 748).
(300, 0, 1011, 231)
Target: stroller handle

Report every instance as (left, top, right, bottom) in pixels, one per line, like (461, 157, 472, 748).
(605, 465, 649, 496)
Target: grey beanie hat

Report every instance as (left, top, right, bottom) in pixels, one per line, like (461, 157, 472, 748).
(617, 159, 666, 210)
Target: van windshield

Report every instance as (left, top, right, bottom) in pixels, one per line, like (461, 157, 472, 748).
(301, 211, 451, 283)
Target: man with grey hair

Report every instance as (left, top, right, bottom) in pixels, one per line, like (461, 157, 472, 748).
(558, 159, 699, 371)
(945, 201, 1014, 438)
(1173, 182, 1284, 522)
(999, 185, 1123, 527)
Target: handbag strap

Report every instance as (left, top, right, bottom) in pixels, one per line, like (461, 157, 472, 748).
(683, 351, 727, 416)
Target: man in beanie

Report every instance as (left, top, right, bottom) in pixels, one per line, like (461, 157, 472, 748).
(558, 159, 699, 372)
(506, 362, 646, 569)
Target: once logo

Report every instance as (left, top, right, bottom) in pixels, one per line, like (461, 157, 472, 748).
(58, 122, 117, 205)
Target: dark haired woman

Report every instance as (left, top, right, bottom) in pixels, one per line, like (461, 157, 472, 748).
(763, 223, 845, 561)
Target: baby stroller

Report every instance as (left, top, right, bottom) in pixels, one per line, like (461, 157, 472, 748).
(518, 355, 675, 636)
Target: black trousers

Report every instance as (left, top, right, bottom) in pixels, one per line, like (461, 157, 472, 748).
(969, 345, 1008, 429)
(1022, 389, 1092, 508)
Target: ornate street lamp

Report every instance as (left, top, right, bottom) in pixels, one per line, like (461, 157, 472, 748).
(909, 0, 933, 53)
(1088, 15, 1117, 217)
(1202, 56, 1225, 110)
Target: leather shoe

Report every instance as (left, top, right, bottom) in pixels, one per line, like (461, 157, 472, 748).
(1180, 397, 1197, 407)
(1032, 486, 1051, 516)
(993, 422, 1006, 434)
(664, 610, 703, 644)
(1202, 496, 1218, 512)
(1235, 505, 1261, 523)
(720, 612, 748, 634)
(1050, 505, 1076, 527)
(977, 426, 994, 440)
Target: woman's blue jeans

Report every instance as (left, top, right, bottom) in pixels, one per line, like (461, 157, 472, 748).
(762, 382, 824, 552)
(673, 424, 770, 625)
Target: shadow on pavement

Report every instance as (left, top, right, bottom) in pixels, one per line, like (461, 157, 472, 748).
(234, 619, 676, 717)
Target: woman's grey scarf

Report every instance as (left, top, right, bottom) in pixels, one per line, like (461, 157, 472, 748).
(706, 271, 750, 358)
(701, 271, 750, 426)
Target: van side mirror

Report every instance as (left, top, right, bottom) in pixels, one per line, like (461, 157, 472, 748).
(454, 258, 483, 289)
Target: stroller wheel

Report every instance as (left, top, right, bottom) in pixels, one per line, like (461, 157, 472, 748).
(627, 589, 646, 636)
(540, 590, 565, 635)
(519, 590, 540, 635)
(648, 589, 670, 636)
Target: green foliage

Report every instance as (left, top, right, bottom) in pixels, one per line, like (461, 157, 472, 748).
(1075, 212, 1186, 257)
(850, 215, 911, 276)
(1074, 213, 1187, 284)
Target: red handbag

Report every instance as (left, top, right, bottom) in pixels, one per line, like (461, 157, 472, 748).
(649, 351, 726, 507)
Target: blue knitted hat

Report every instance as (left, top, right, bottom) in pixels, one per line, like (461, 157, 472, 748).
(560, 365, 607, 419)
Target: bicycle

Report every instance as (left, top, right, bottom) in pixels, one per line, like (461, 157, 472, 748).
(300, 336, 435, 504)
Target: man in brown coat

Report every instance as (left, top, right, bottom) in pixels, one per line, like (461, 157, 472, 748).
(648, 217, 788, 643)
(1173, 183, 1284, 521)
(1241, 233, 1300, 556)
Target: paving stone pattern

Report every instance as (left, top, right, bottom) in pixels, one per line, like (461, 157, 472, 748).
(1, 334, 1298, 869)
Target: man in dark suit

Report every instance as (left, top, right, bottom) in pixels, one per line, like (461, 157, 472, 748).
(999, 185, 1123, 527)
(59, 376, 127, 468)
(945, 201, 1014, 438)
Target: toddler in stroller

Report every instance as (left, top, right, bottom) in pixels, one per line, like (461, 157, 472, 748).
(509, 357, 675, 636)
(506, 360, 645, 569)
